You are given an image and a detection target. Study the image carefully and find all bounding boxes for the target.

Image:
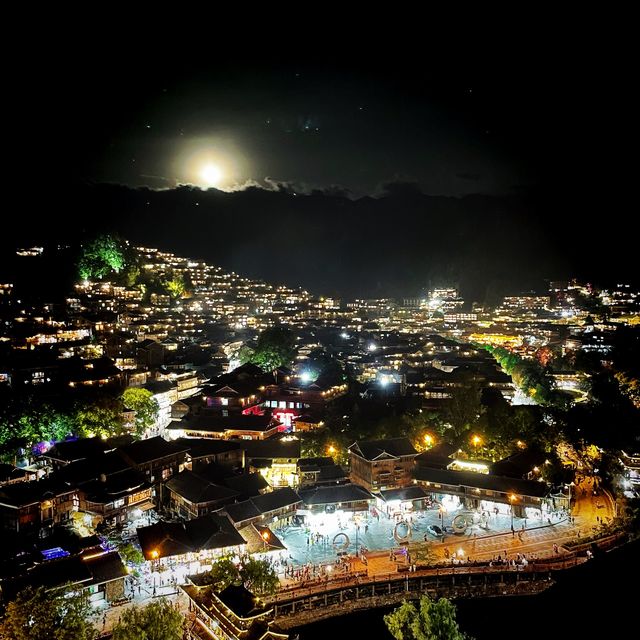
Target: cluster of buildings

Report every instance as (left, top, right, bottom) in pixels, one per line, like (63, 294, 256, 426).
(0, 243, 637, 625)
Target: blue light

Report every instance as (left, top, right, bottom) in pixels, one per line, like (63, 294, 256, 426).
(41, 547, 70, 561)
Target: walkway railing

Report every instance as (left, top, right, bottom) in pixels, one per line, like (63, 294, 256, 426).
(267, 555, 583, 608)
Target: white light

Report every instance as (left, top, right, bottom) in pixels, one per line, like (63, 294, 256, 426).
(368, 343, 377, 352)
(200, 164, 222, 186)
(300, 371, 312, 383)
(340, 332, 349, 339)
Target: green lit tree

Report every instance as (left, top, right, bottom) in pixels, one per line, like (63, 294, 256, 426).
(209, 557, 241, 591)
(111, 599, 183, 640)
(15, 405, 75, 448)
(250, 326, 296, 371)
(162, 274, 186, 300)
(118, 542, 145, 566)
(0, 585, 97, 640)
(239, 556, 280, 596)
(384, 595, 469, 640)
(78, 234, 126, 281)
(74, 397, 124, 438)
(122, 388, 159, 438)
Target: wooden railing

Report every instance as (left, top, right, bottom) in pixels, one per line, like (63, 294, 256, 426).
(267, 555, 584, 613)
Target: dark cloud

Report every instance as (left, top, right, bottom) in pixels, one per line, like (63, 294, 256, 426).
(456, 173, 482, 181)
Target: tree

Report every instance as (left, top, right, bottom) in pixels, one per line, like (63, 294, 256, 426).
(78, 234, 126, 281)
(0, 399, 77, 453)
(118, 542, 145, 566)
(162, 274, 186, 300)
(0, 585, 97, 640)
(239, 556, 279, 596)
(111, 600, 182, 640)
(250, 326, 297, 371)
(122, 388, 159, 438)
(74, 397, 124, 438)
(384, 595, 469, 640)
(442, 379, 482, 442)
(209, 557, 241, 591)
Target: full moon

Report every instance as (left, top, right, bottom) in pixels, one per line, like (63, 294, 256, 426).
(200, 163, 222, 186)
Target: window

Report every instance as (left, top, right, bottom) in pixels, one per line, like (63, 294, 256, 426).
(221, 398, 229, 406)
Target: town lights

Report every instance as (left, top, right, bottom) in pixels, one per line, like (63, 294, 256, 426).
(424, 434, 434, 447)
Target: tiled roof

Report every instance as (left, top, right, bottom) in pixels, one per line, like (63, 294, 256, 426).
(119, 436, 189, 464)
(137, 513, 245, 560)
(414, 467, 550, 498)
(299, 483, 374, 506)
(349, 437, 418, 461)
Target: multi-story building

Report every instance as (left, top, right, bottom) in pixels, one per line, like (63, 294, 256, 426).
(348, 437, 418, 492)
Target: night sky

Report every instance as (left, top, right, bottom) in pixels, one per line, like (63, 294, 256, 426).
(7, 39, 636, 300)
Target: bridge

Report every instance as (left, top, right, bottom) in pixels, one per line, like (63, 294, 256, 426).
(267, 557, 584, 629)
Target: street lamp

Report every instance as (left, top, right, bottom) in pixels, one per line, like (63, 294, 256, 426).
(262, 530, 270, 552)
(471, 435, 481, 456)
(509, 494, 517, 528)
(424, 434, 434, 449)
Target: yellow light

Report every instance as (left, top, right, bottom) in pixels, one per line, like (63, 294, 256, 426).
(200, 164, 222, 186)
(472, 435, 481, 446)
(327, 445, 336, 455)
(150, 549, 159, 559)
(424, 434, 434, 446)
(262, 531, 270, 541)
(509, 494, 517, 502)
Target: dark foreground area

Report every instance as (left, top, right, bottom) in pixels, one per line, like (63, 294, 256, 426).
(293, 539, 639, 639)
